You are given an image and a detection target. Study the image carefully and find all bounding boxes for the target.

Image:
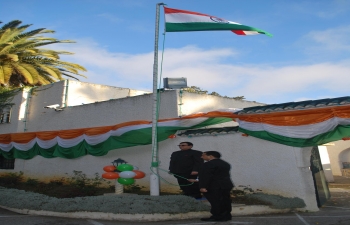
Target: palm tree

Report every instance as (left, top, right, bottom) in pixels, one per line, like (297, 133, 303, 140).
(0, 20, 86, 87)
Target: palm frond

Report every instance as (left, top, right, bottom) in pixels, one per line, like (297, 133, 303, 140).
(0, 20, 22, 30)
(11, 63, 35, 84)
(61, 73, 80, 80)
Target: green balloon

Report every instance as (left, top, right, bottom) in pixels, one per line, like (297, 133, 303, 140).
(117, 164, 134, 171)
(118, 178, 135, 185)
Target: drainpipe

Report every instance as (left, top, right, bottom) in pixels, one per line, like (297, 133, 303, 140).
(178, 89, 183, 118)
(62, 80, 69, 108)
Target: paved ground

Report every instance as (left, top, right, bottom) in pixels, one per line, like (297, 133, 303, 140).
(328, 175, 350, 189)
(2, 176, 350, 225)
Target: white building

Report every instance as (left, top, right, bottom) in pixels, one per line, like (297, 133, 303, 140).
(2, 80, 349, 212)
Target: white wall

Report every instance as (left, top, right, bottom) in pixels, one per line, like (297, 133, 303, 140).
(326, 140, 350, 176)
(1, 81, 264, 133)
(66, 81, 150, 106)
(0, 81, 151, 134)
(22, 90, 178, 131)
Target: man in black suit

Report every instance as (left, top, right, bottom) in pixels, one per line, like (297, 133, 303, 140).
(198, 151, 234, 222)
(169, 142, 203, 199)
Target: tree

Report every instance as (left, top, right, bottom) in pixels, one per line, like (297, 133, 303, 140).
(0, 20, 86, 87)
(183, 86, 245, 100)
(183, 86, 208, 94)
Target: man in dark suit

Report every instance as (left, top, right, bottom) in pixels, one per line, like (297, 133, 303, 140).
(198, 151, 234, 222)
(169, 142, 203, 199)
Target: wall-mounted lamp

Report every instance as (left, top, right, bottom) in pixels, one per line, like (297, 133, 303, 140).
(43, 104, 64, 112)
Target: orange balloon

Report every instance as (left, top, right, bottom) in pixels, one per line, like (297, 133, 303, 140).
(102, 172, 119, 179)
(103, 165, 116, 172)
(133, 170, 146, 179)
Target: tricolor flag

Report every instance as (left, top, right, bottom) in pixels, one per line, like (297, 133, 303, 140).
(164, 6, 272, 37)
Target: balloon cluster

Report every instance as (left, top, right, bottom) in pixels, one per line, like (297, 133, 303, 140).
(102, 164, 145, 185)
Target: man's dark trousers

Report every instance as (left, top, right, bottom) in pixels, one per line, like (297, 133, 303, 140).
(175, 173, 202, 198)
(203, 188, 232, 220)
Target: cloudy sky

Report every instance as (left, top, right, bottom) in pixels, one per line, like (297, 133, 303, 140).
(1, 0, 350, 104)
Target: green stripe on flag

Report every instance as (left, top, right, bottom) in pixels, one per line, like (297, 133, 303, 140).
(166, 23, 272, 36)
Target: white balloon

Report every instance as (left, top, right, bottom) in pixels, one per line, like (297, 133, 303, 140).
(119, 171, 136, 178)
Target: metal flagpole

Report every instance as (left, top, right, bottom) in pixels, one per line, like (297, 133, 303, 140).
(150, 2, 165, 196)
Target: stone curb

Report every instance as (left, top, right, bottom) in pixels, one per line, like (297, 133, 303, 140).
(0, 205, 294, 221)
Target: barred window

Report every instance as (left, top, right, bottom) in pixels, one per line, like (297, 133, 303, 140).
(0, 106, 11, 124)
(0, 156, 15, 169)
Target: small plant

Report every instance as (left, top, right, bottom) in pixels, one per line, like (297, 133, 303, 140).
(48, 178, 65, 186)
(0, 171, 24, 186)
(233, 185, 256, 195)
(25, 178, 39, 186)
(66, 171, 104, 188)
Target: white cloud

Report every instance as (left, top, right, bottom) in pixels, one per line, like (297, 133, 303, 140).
(62, 39, 350, 104)
(288, 0, 350, 19)
(301, 25, 350, 54)
(97, 13, 123, 23)
(231, 61, 350, 103)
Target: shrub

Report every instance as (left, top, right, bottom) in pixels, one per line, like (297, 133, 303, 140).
(124, 184, 146, 193)
(25, 178, 40, 186)
(0, 171, 24, 187)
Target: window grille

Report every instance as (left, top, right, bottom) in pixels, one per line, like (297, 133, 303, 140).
(0, 156, 15, 169)
(0, 106, 11, 124)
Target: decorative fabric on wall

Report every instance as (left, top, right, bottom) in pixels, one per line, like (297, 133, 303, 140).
(2, 105, 350, 159)
(237, 105, 350, 147)
(0, 111, 236, 159)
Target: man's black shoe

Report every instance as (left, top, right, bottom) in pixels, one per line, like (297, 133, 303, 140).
(200, 217, 217, 221)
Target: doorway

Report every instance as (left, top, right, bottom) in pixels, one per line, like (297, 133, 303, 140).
(310, 146, 331, 207)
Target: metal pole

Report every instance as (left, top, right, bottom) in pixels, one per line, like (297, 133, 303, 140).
(150, 2, 164, 196)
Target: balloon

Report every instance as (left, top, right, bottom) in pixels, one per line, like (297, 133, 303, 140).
(119, 171, 136, 178)
(133, 170, 146, 179)
(103, 165, 116, 172)
(117, 164, 134, 171)
(118, 178, 135, 185)
(102, 172, 119, 179)
(168, 134, 176, 139)
(132, 165, 139, 170)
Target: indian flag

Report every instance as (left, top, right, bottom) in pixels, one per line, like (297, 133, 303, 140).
(164, 7, 272, 37)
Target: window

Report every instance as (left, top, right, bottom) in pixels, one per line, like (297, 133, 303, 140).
(0, 156, 15, 169)
(0, 106, 11, 124)
(343, 162, 350, 169)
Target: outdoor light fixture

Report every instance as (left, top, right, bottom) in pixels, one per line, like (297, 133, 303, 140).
(44, 104, 64, 111)
(163, 77, 187, 89)
(44, 104, 60, 109)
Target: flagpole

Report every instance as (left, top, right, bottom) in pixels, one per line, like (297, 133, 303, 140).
(150, 2, 164, 196)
